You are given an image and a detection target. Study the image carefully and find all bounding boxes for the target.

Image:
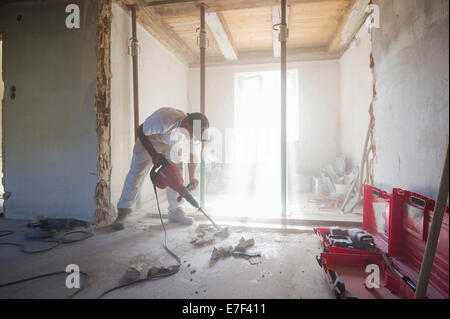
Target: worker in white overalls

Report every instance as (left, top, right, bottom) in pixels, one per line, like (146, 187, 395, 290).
(114, 107, 209, 230)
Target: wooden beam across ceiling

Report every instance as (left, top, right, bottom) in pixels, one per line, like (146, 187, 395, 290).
(328, 0, 370, 54)
(117, 0, 198, 64)
(190, 46, 340, 67)
(205, 12, 238, 61)
(146, 0, 335, 17)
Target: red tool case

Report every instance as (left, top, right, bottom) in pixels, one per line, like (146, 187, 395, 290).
(315, 185, 449, 299)
(388, 188, 449, 299)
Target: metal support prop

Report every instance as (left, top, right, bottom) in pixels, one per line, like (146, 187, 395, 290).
(129, 5, 140, 141)
(415, 144, 449, 299)
(280, 0, 287, 218)
(199, 3, 207, 208)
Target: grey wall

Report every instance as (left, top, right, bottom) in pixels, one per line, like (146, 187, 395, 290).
(0, 1, 98, 221)
(372, 0, 449, 199)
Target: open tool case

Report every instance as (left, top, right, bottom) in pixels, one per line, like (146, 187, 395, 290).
(314, 185, 449, 299)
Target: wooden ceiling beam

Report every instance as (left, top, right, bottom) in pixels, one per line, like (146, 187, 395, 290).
(147, 0, 334, 17)
(117, 0, 198, 65)
(328, 0, 370, 54)
(205, 12, 238, 61)
(190, 46, 340, 67)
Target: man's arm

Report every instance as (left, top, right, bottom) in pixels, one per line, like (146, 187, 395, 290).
(137, 124, 163, 166)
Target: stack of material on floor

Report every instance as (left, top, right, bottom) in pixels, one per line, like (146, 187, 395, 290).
(309, 155, 359, 211)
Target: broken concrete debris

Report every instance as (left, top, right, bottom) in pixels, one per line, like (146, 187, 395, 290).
(210, 237, 261, 265)
(124, 255, 181, 282)
(124, 267, 142, 282)
(235, 237, 255, 252)
(147, 265, 180, 279)
(196, 224, 230, 238)
(190, 224, 230, 247)
(211, 246, 234, 261)
(124, 254, 148, 281)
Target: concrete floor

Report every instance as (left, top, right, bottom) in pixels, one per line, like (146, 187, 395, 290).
(0, 216, 333, 299)
(140, 192, 363, 226)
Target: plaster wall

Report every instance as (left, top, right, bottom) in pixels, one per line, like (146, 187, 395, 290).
(339, 25, 373, 168)
(371, 0, 449, 199)
(110, 3, 190, 212)
(0, 1, 98, 221)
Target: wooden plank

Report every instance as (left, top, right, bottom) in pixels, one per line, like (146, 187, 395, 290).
(289, 0, 351, 48)
(190, 46, 340, 67)
(148, 0, 335, 17)
(328, 0, 370, 54)
(221, 6, 273, 52)
(163, 14, 223, 57)
(205, 12, 238, 60)
(117, 0, 198, 64)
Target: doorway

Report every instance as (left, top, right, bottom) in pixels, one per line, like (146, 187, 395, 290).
(206, 69, 299, 219)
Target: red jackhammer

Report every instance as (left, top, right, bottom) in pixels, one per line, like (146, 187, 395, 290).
(150, 157, 220, 230)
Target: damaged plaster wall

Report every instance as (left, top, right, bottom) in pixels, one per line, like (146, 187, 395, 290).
(110, 3, 190, 213)
(0, 1, 98, 221)
(339, 24, 373, 168)
(371, 0, 449, 199)
(95, 0, 112, 224)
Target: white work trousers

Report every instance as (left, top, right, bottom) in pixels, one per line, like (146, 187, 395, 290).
(117, 139, 182, 211)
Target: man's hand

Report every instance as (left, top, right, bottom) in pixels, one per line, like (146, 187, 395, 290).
(152, 153, 164, 167)
(188, 177, 199, 191)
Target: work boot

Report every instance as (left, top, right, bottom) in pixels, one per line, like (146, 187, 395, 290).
(168, 208, 194, 225)
(113, 208, 132, 231)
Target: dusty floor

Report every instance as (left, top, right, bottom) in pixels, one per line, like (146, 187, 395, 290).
(140, 192, 363, 225)
(0, 217, 333, 299)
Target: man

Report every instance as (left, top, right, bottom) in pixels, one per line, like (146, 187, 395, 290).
(114, 107, 209, 230)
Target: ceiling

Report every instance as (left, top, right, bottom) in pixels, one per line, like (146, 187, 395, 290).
(116, 0, 369, 66)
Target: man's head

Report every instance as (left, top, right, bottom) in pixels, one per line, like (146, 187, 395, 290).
(181, 112, 210, 141)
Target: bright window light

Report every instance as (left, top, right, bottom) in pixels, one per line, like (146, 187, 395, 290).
(206, 70, 300, 219)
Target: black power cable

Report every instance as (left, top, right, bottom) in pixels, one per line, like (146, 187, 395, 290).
(0, 222, 94, 298)
(0, 230, 14, 238)
(0, 270, 91, 299)
(0, 223, 94, 254)
(98, 184, 181, 298)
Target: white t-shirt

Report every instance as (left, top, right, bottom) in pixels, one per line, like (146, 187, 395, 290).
(143, 107, 188, 145)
